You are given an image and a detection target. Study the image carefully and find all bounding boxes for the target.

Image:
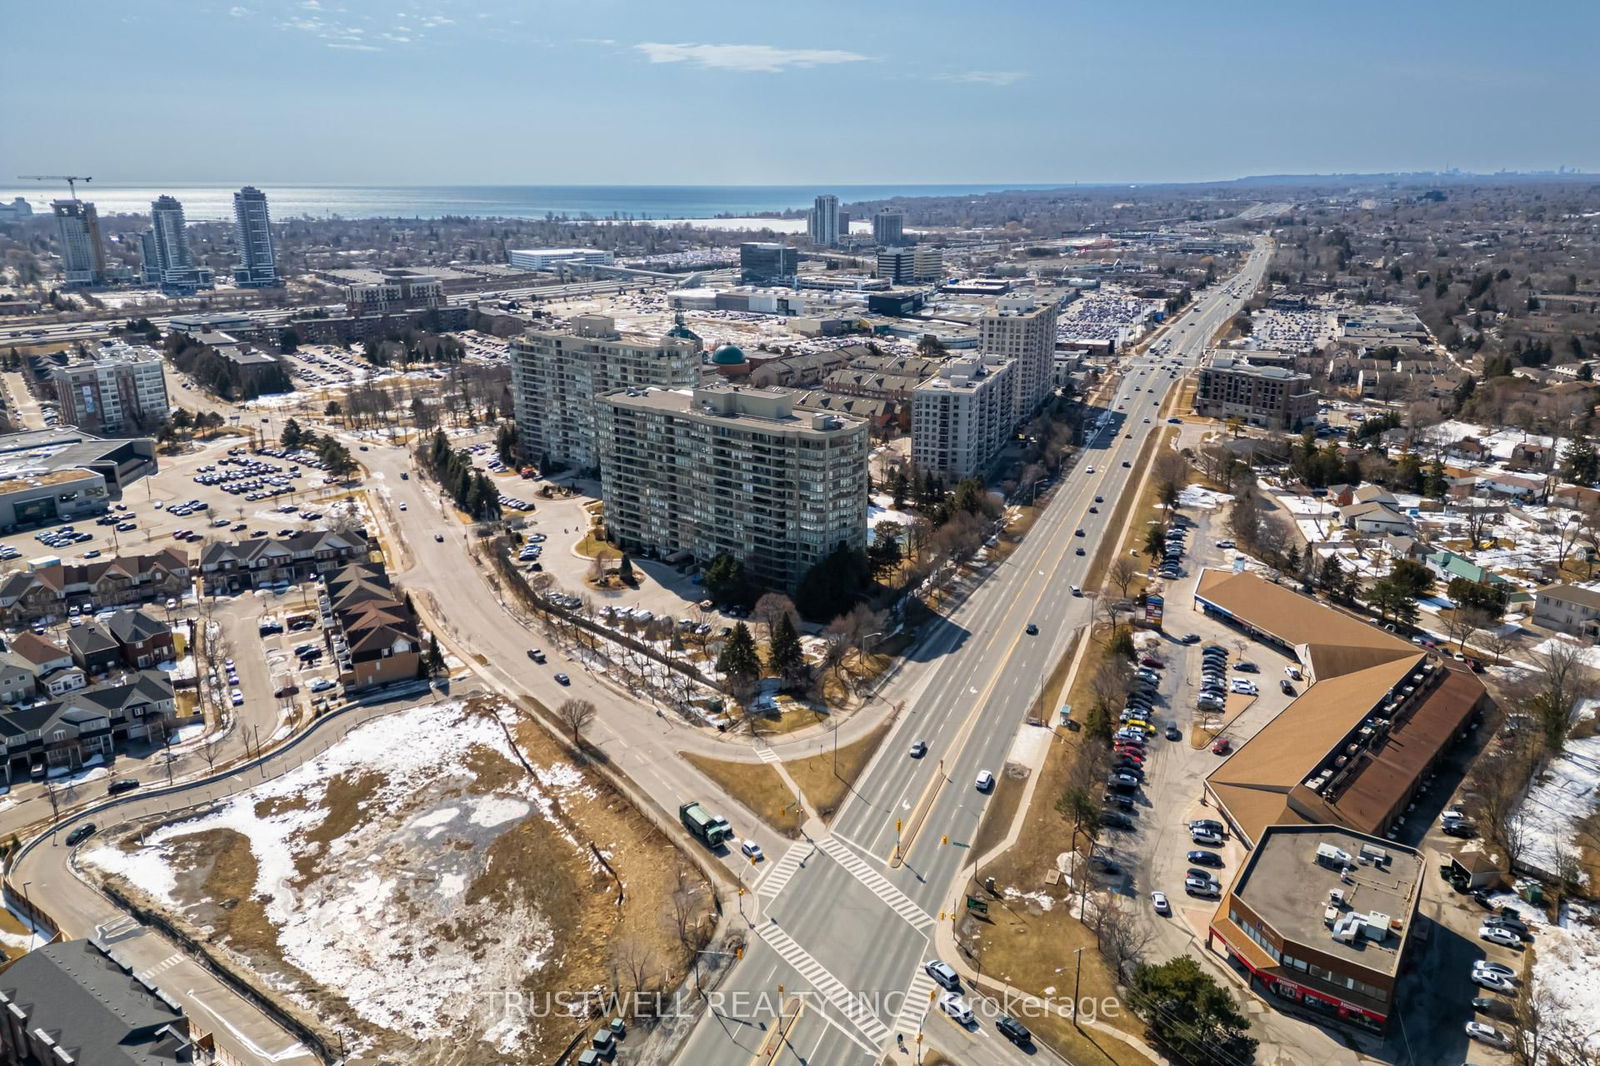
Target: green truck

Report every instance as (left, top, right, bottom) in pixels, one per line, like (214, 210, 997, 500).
(679, 801, 732, 848)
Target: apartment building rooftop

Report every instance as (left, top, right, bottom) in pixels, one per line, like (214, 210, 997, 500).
(611, 384, 861, 434)
(1205, 355, 1309, 380)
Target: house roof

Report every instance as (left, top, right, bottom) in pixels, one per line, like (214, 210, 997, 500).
(107, 607, 172, 645)
(1538, 583, 1600, 611)
(201, 529, 367, 569)
(0, 938, 192, 1066)
(67, 623, 120, 657)
(8, 631, 70, 667)
(1194, 569, 1415, 677)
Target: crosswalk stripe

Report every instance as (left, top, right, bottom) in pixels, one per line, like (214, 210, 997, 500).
(756, 840, 814, 899)
(758, 924, 891, 1047)
(817, 836, 935, 930)
(894, 971, 940, 1036)
(753, 745, 781, 765)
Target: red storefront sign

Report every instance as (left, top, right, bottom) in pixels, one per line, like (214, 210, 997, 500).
(1212, 928, 1387, 1024)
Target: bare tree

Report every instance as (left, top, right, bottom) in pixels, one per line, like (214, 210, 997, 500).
(1088, 658, 1134, 714)
(611, 938, 656, 1012)
(1525, 638, 1595, 752)
(1480, 624, 1517, 666)
(556, 698, 597, 746)
(751, 592, 797, 643)
(1444, 606, 1493, 653)
(1108, 556, 1141, 599)
(1097, 893, 1155, 983)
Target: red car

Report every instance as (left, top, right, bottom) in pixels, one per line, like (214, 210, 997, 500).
(1140, 657, 1165, 669)
(1211, 737, 1232, 755)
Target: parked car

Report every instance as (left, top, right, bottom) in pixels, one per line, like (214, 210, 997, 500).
(1465, 1021, 1510, 1048)
(1184, 875, 1220, 897)
(1187, 849, 1223, 868)
(1470, 968, 1516, 993)
(1190, 828, 1224, 847)
(1478, 925, 1522, 949)
(1472, 960, 1516, 980)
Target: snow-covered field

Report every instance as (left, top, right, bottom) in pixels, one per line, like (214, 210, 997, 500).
(1510, 723, 1600, 886)
(86, 700, 595, 1058)
(1484, 891, 1600, 1056)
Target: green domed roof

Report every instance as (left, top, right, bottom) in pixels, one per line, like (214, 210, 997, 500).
(711, 343, 746, 365)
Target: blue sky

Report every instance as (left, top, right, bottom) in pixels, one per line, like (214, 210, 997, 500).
(3, 0, 1596, 184)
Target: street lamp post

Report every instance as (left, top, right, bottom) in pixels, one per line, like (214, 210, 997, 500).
(1072, 946, 1085, 1029)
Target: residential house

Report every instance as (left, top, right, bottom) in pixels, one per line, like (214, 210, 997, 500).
(0, 651, 36, 705)
(0, 548, 191, 626)
(107, 607, 176, 668)
(1446, 437, 1488, 463)
(199, 530, 370, 593)
(7, 631, 84, 695)
(0, 938, 211, 1065)
(1552, 484, 1600, 511)
(1381, 535, 1428, 562)
(66, 622, 123, 676)
(1508, 442, 1555, 472)
(1352, 484, 1398, 507)
(1478, 472, 1544, 500)
(1340, 501, 1415, 536)
(0, 670, 180, 783)
(1532, 584, 1600, 640)
(1425, 550, 1506, 590)
(321, 562, 422, 692)
(1326, 483, 1358, 507)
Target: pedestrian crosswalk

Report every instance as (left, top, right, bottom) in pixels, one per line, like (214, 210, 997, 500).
(816, 836, 935, 930)
(758, 923, 891, 1050)
(142, 953, 185, 980)
(893, 970, 940, 1038)
(756, 840, 814, 899)
(753, 745, 781, 765)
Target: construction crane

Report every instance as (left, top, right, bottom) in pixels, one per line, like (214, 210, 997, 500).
(17, 175, 94, 200)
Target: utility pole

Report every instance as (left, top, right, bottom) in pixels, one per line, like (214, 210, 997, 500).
(1072, 945, 1085, 1028)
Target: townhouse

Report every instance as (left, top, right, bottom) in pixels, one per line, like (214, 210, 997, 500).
(199, 530, 370, 594)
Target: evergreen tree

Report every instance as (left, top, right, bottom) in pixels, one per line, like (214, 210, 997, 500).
(1129, 957, 1257, 1066)
(703, 554, 748, 605)
(766, 613, 806, 684)
(618, 553, 635, 585)
(867, 526, 903, 580)
(716, 622, 761, 691)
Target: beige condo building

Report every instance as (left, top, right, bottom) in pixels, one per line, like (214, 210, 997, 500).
(511, 314, 701, 472)
(979, 295, 1059, 420)
(597, 385, 869, 589)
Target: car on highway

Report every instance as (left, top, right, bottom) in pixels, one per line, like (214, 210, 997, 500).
(937, 991, 974, 1025)
(975, 770, 995, 792)
(554, 673, 571, 685)
(1478, 925, 1522, 948)
(65, 823, 98, 846)
(740, 840, 764, 861)
(1070, 585, 1082, 596)
(1074, 528, 1085, 537)
(1094, 495, 1103, 503)
(434, 533, 444, 542)
(1151, 891, 1171, 915)
(925, 959, 960, 990)
(909, 739, 928, 758)
(994, 1014, 1032, 1047)
(1025, 623, 1038, 635)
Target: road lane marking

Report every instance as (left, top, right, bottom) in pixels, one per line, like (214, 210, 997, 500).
(817, 836, 935, 930)
(756, 840, 815, 900)
(756, 924, 889, 1051)
(893, 970, 939, 1037)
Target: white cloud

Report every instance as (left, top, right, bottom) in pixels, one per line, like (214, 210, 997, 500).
(228, 5, 251, 16)
(301, 0, 321, 8)
(327, 41, 381, 51)
(633, 42, 870, 73)
(939, 70, 1026, 87)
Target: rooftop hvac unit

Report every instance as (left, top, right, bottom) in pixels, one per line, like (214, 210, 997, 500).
(1329, 888, 1346, 907)
(1359, 843, 1390, 865)
(1362, 912, 1392, 940)
(1316, 843, 1353, 867)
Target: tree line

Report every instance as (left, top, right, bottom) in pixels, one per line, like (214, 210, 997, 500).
(416, 428, 503, 521)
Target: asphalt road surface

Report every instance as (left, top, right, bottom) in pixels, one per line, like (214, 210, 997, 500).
(671, 240, 1273, 1066)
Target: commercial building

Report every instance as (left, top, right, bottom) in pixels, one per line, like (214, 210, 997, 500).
(809, 194, 841, 247)
(0, 938, 209, 1064)
(141, 195, 214, 295)
(875, 246, 942, 285)
(167, 312, 256, 335)
(0, 428, 158, 529)
(598, 384, 869, 589)
(979, 295, 1059, 419)
(51, 199, 107, 286)
(51, 342, 171, 434)
(873, 209, 906, 246)
(506, 248, 616, 271)
(739, 242, 799, 285)
(1195, 355, 1319, 431)
(1531, 583, 1600, 639)
(510, 314, 700, 472)
(1194, 569, 1490, 847)
(0, 197, 33, 223)
(231, 185, 279, 287)
(1208, 825, 1423, 1031)
(343, 268, 443, 316)
(911, 355, 1016, 478)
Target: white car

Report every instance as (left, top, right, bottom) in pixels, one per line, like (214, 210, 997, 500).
(1465, 1021, 1510, 1047)
(1151, 891, 1171, 916)
(975, 770, 995, 792)
(937, 991, 974, 1025)
(1471, 968, 1515, 993)
(309, 678, 337, 693)
(1478, 925, 1522, 948)
(1229, 679, 1258, 695)
(924, 959, 960, 990)
(740, 840, 763, 861)
(229, 689, 244, 706)
(1190, 828, 1224, 847)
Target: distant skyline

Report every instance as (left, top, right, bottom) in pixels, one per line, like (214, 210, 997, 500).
(3, 0, 1596, 185)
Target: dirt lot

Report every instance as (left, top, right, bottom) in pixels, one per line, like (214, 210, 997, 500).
(86, 697, 712, 1064)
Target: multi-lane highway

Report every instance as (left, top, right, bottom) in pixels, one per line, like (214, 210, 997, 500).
(672, 239, 1271, 1066)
